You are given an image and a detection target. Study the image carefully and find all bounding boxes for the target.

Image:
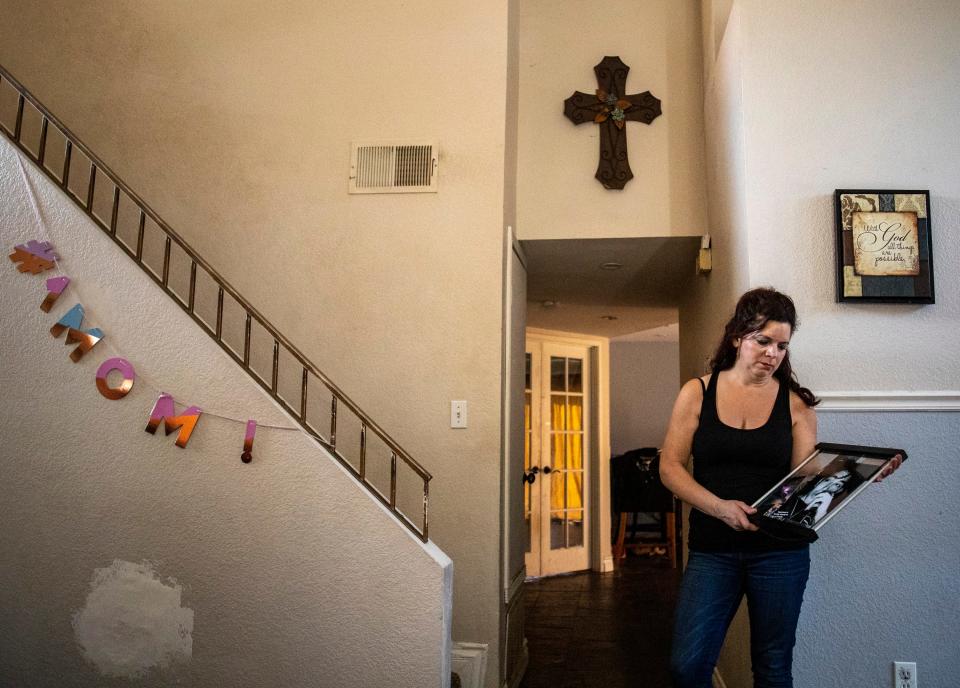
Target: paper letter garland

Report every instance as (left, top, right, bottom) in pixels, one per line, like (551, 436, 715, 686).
(50, 304, 104, 362)
(96, 357, 136, 400)
(41, 276, 71, 312)
(241, 420, 256, 463)
(9, 240, 59, 274)
(145, 392, 202, 449)
(11, 240, 275, 461)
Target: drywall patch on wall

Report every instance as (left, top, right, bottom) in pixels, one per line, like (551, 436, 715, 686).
(73, 560, 194, 678)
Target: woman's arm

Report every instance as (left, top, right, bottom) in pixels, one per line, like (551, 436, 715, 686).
(790, 391, 818, 469)
(660, 377, 758, 532)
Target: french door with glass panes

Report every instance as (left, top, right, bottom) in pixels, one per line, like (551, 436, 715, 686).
(524, 339, 591, 577)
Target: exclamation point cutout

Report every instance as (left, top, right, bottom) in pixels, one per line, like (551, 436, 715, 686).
(242, 420, 256, 463)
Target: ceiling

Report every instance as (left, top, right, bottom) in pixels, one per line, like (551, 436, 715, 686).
(520, 236, 702, 338)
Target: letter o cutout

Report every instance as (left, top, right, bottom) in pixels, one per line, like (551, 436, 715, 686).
(96, 357, 136, 400)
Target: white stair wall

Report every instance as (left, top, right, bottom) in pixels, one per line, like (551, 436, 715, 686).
(0, 135, 452, 688)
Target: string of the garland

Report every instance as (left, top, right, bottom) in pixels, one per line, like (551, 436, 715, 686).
(11, 147, 301, 433)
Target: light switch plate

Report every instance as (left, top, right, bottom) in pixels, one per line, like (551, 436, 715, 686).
(451, 400, 467, 428)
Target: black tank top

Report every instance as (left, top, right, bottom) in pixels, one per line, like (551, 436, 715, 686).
(689, 370, 804, 552)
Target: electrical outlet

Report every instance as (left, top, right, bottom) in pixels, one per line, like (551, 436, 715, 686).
(893, 661, 917, 688)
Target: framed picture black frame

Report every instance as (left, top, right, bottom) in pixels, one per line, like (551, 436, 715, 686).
(834, 189, 934, 303)
(749, 442, 907, 543)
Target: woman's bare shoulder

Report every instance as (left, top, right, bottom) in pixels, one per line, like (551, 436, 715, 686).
(788, 388, 817, 421)
(676, 375, 710, 409)
(682, 375, 710, 393)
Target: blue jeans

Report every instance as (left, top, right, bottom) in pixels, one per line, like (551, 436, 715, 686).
(670, 549, 810, 688)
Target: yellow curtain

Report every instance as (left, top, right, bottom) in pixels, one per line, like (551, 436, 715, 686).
(550, 397, 583, 517)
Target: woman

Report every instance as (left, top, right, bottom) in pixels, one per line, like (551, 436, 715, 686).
(660, 288, 896, 688)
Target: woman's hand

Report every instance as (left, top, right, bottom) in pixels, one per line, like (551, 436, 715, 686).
(875, 453, 904, 482)
(712, 499, 759, 532)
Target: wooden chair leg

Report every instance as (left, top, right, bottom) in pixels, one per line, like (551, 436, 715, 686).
(665, 511, 677, 568)
(613, 512, 627, 561)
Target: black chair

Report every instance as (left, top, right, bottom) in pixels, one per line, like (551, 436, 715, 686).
(610, 447, 681, 567)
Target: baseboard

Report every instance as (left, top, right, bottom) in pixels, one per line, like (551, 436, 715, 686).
(712, 667, 727, 688)
(452, 642, 488, 688)
(600, 556, 615, 573)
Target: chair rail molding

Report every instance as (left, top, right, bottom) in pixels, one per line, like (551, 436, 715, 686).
(817, 390, 960, 412)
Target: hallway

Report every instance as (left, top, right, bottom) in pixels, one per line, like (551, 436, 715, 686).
(519, 555, 681, 688)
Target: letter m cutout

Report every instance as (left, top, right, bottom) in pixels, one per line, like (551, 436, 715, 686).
(145, 393, 202, 448)
(49, 304, 104, 362)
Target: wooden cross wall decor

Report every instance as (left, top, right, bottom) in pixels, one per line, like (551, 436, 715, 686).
(563, 56, 662, 190)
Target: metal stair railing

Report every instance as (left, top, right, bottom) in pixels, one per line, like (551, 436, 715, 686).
(0, 64, 430, 542)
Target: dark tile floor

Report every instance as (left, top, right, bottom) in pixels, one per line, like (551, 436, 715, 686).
(519, 555, 681, 688)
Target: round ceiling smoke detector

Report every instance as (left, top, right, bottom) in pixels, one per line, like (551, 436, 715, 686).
(541, 300, 559, 308)
(600, 262, 623, 270)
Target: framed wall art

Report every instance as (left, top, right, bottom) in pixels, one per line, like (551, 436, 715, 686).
(749, 442, 906, 543)
(834, 189, 934, 303)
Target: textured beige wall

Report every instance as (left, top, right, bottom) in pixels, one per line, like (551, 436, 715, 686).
(517, 0, 707, 240)
(0, 137, 452, 687)
(679, 1, 748, 383)
(0, 1, 508, 683)
(502, 0, 524, 588)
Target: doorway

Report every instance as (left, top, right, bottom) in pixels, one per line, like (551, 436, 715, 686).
(508, 235, 700, 687)
(524, 333, 606, 577)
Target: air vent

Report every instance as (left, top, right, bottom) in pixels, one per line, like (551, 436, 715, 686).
(349, 141, 438, 193)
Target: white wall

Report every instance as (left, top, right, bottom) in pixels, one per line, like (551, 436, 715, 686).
(692, 2, 960, 685)
(609, 340, 679, 456)
(0, 137, 452, 687)
(517, 0, 707, 241)
(739, 0, 960, 393)
(678, 1, 750, 381)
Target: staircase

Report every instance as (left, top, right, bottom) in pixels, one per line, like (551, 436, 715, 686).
(0, 63, 431, 541)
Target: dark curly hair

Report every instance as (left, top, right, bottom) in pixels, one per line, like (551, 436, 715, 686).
(709, 287, 819, 407)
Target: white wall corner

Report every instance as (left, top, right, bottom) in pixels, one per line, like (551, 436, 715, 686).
(504, 566, 525, 605)
(451, 642, 488, 688)
(440, 549, 455, 688)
